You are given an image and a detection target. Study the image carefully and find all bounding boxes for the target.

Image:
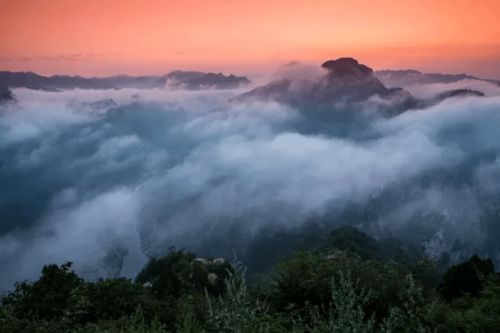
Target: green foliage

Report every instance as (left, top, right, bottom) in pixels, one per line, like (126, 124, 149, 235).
(439, 276, 500, 332)
(1, 228, 500, 332)
(0, 262, 88, 329)
(440, 254, 495, 301)
(327, 226, 382, 260)
(85, 278, 145, 321)
(174, 293, 207, 333)
(136, 249, 233, 299)
(74, 310, 170, 333)
(267, 249, 412, 322)
(207, 271, 279, 332)
(271, 250, 337, 310)
(242, 223, 329, 278)
(305, 272, 375, 333)
(378, 275, 440, 332)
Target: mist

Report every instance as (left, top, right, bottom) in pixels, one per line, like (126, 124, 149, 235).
(1, 80, 500, 290)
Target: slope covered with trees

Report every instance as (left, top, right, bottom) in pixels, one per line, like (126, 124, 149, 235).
(1, 228, 499, 332)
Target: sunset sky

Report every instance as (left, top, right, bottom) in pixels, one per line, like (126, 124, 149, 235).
(1, 0, 500, 78)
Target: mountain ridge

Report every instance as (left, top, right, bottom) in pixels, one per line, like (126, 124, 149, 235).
(0, 70, 250, 91)
(234, 57, 487, 114)
(375, 69, 500, 87)
(234, 57, 415, 110)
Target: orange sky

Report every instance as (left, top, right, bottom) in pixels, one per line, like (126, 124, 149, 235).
(1, 0, 500, 78)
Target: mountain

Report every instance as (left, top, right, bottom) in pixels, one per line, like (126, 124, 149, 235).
(234, 58, 488, 115)
(165, 71, 250, 90)
(375, 69, 479, 87)
(420, 89, 485, 108)
(0, 71, 250, 91)
(319, 58, 392, 101)
(235, 57, 416, 109)
(0, 87, 15, 104)
(435, 89, 484, 99)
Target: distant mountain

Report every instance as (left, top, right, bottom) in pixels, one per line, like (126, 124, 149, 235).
(375, 69, 479, 87)
(165, 71, 250, 90)
(435, 89, 484, 99)
(419, 89, 484, 108)
(0, 87, 15, 104)
(0, 70, 250, 91)
(235, 57, 416, 109)
(235, 58, 487, 115)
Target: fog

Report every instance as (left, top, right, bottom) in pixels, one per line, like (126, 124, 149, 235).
(1, 81, 500, 289)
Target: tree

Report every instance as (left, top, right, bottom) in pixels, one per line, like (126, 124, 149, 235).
(1, 262, 85, 322)
(327, 226, 382, 260)
(265, 249, 413, 323)
(136, 249, 234, 299)
(440, 255, 495, 301)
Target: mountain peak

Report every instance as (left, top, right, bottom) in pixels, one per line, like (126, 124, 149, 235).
(321, 57, 359, 68)
(321, 57, 373, 79)
(234, 57, 412, 109)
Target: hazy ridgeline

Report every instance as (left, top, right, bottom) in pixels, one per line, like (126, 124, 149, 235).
(1, 67, 500, 289)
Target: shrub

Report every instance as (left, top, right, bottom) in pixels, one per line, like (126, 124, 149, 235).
(440, 254, 495, 301)
(136, 249, 233, 299)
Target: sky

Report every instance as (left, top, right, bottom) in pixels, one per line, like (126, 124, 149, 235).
(1, 0, 500, 78)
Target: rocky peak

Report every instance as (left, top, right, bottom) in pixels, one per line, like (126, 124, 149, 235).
(234, 57, 417, 114)
(322, 57, 373, 78)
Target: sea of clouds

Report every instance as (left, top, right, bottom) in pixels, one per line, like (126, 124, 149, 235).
(1, 79, 500, 289)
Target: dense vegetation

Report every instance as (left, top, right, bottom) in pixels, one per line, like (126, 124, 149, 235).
(1, 227, 500, 332)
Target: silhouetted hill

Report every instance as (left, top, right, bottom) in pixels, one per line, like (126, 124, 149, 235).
(435, 88, 484, 99)
(235, 57, 417, 111)
(411, 89, 485, 110)
(375, 69, 478, 87)
(0, 70, 250, 91)
(235, 58, 486, 114)
(165, 71, 250, 90)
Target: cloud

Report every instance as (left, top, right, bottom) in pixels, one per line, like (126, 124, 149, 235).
(1, 83, 500, 289)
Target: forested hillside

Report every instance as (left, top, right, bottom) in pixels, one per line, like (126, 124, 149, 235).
(1, 227, 499, 332)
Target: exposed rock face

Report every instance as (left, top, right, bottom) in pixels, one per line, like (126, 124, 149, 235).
(0, 70, 250, 91)
(0, 86, 15, 104)
(235, 57, 415, 112)
(319, 57, 391, 102)
(322, 58, 379, 82)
